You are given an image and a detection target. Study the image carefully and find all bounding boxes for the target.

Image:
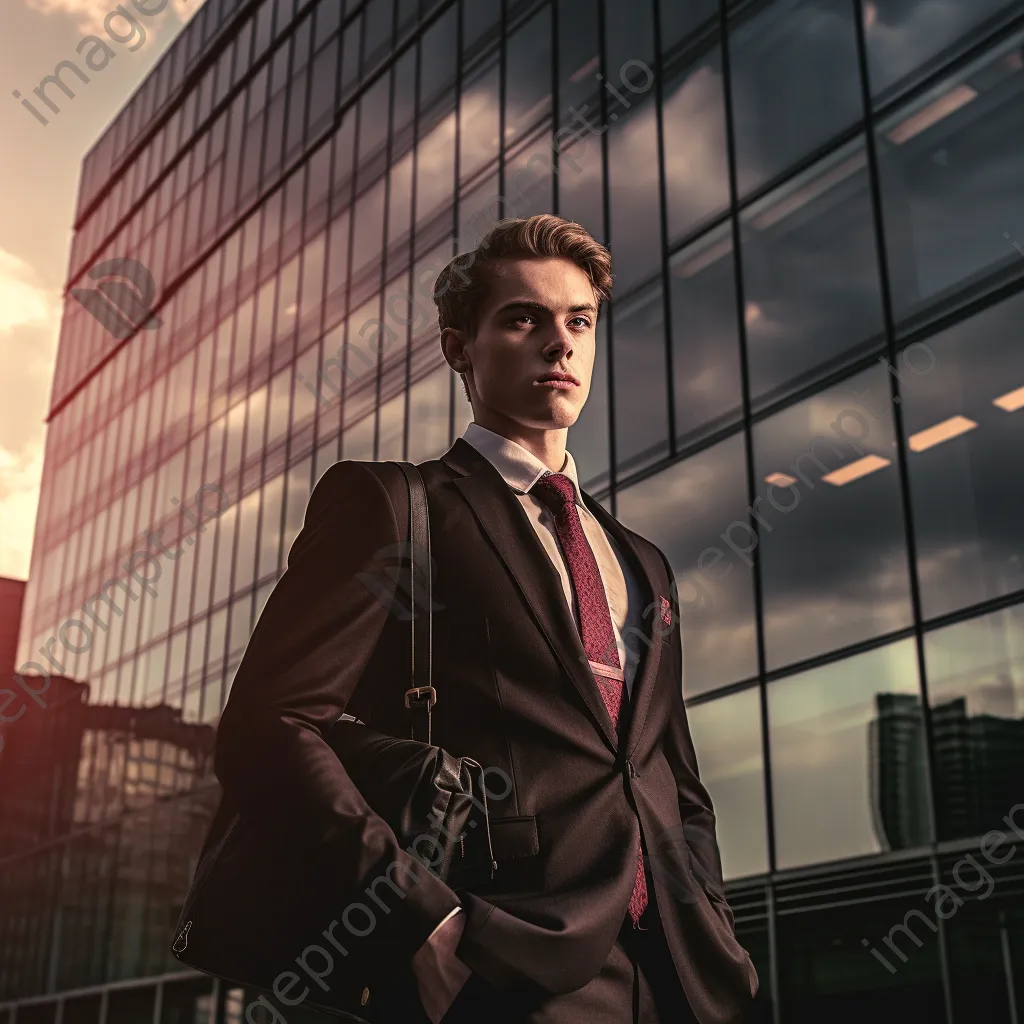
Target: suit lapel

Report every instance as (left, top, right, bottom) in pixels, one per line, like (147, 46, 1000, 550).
(579, 494, 666, 757)
(442, 439, 620, 751)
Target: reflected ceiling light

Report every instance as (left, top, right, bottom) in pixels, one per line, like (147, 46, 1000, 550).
(571, 56, 600, 82)
(285, 303, 298, 317)
(822, 454, 891, 486)
(908, 414, 978, 452)
(886, 84, 978, 144)
(993, 385, 1024, 412)
(765, 472, 798, 487)
(748, 150, 865, 230)
(745, 302, 762, 325)
(672, 234, 733, 278)
(508, 96, 551, 137)
(863, 1, 878, 28)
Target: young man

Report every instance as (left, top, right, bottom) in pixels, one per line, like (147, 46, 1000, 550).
(213, 215, 757, 1023)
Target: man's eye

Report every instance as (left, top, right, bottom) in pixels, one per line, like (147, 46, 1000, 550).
(512, 315, 537, 326)
(568, 316, 591, 329)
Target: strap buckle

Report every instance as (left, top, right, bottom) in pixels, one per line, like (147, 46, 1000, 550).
(404, 685, 437, 710)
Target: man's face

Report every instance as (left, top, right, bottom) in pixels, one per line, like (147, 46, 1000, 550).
(445, 257, 598, 431)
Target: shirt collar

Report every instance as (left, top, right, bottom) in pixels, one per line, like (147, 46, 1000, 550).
(461, 421, 584, 504)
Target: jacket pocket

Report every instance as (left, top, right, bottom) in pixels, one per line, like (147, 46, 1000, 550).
(489, 815, 539, 862)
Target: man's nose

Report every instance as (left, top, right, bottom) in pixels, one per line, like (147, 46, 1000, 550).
(544, 330, 573, 360)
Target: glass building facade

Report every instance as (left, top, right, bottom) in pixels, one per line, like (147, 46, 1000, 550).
(2, 0, 1024, 1020)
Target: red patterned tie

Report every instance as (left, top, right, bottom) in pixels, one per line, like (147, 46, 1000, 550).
(531, 471, 648, 927)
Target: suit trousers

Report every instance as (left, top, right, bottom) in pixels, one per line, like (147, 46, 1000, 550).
(441, 891, 698, 1024)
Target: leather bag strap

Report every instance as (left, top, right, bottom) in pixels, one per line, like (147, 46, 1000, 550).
(393, 462, 434, 745)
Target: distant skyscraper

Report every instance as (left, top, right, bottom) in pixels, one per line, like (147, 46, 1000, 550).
(869, 692, 931, 852)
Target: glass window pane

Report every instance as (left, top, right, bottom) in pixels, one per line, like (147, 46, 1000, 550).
(611, 280, 669, 478)
(358, 75, 391, 170)
(419, 5, 457, 112)
(362, 0, 394, 72)
(61, 996, 101, 1024)
(407, 364, 451, 463)
(388, 150, 415, 260)
(457, 172, 501, 252)
(659, 0, 717, 52)
(460, 58, 501, 183)
(668, 223, 744, 447)
(266, 365, 293, 448)
(556, 135, 603, 242)
(463, 0, 501, 57)
(505, 140, 553, 220)
(351, 178, 387, 286)
(228, 590, 254, 658)
(617, 434, 759, 695)
(282, 456, 312, 567)
(159, 976, 216, 1024)
(105, 986, 155, 1024)
(392, 48, 417, 140)
(504, 7, 552, 145)
(212, 502, 238, 607)
(741, 139, 885, 409)
(257, 472, 285, 581)
(607, 89, 661, 293)
(767, 639, 931, 870)
(416, 104, 457, 231)
(557, 0, 600, 119)
(378, 389, 406, 461)
(864, 0, 1019, 99)
(776, 895, 945, 1019)
(946, 911, 1016, 1024)
(605, 0, 655, 73)
(686, 687, 769, 879)
(900, 292, 1024, 619)
(876, 33, 1024, 326)
(924, 603, 1024, 843)
(233, 487, 261, 593)
(752, 364, 914, 670)
(342, 408, 376, 461)
(662, 46, 730, 243)
(728, 0, 863, 198)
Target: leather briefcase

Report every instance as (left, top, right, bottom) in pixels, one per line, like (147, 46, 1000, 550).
(170, 461, 495, 1020)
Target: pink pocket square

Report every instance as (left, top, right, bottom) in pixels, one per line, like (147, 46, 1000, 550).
(659, 596, 672, 626)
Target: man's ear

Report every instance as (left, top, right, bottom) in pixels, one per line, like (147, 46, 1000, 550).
(440, 326, 471, 375)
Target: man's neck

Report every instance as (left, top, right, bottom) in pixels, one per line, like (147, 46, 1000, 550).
(472, 414, 568, 473)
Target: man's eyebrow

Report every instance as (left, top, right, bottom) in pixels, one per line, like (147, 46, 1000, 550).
(492, 300, 599, 316)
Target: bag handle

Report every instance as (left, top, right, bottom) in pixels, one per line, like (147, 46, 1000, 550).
(393, 462, 435, 745)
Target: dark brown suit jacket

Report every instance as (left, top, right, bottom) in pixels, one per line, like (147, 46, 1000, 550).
(213, 437, 758, 1024)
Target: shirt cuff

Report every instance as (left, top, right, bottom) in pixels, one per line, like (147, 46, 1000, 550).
(426, 906, 463, 944)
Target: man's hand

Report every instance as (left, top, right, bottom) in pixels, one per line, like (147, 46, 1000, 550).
(411, 908, 472, 1023)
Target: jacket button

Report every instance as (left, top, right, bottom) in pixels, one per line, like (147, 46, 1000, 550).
(360, 987, 370, 1005)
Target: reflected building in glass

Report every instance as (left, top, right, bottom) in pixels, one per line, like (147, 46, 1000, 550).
(2, 0, 1024, 1021)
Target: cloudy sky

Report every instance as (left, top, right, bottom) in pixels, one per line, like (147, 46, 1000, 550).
(0, 0, 200, 581)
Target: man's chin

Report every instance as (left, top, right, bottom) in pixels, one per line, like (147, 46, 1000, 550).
(530, 393, 582, 425)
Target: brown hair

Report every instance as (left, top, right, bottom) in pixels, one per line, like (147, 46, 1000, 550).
(433, 214, 613, 401)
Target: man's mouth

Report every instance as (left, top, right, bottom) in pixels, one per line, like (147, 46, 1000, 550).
(536, 372, 580, 389)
